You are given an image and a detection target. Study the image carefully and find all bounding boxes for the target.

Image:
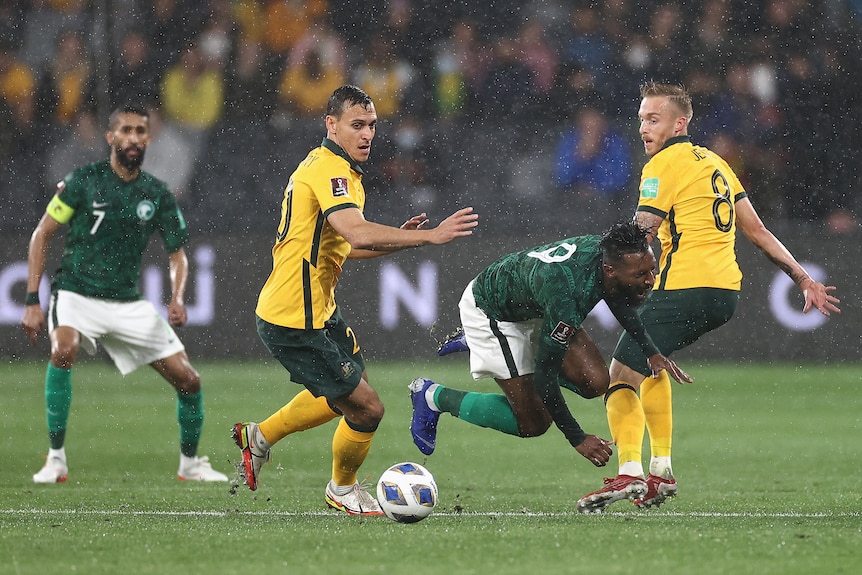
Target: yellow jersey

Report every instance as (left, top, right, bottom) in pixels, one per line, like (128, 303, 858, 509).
(637, 136, 745, 291)
(256, 139, 366, 329)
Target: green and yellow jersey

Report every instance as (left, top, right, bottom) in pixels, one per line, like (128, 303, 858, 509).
(47, 159, 187, 300)
(256, 139, 366, 330)
(637, 135, 745, 291)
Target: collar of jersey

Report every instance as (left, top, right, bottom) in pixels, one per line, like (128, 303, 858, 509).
(321, 138, 365, 176)
(658, 135, 691, 154)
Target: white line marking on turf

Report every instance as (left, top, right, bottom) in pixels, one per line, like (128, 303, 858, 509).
(2, 509, 858, 519)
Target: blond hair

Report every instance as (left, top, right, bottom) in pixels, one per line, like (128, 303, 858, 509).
(640, 81, 693, 121)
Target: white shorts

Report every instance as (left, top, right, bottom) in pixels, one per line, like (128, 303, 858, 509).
(49, 290, 185, 375)
(458, 280, 539, 381)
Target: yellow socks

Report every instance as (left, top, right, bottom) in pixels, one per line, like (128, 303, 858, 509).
(258, 390, 339, 444)
(605, 383, 645, 476)
(331, 418, 374, 487)
(641, 370, 673, 476)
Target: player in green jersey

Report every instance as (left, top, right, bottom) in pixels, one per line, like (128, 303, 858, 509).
(577, 82, 841, 514)
(21, 104, 228, 483)
(409, 221, 691, 469)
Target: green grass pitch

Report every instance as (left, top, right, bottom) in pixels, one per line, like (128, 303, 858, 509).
(1, 358, 860, 574)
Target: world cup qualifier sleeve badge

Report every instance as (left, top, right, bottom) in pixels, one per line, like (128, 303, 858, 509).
(331, 177, 349, 198)
(550, 321, 575, 345)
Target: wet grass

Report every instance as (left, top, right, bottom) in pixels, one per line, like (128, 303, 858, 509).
(1, 358, 860, 574)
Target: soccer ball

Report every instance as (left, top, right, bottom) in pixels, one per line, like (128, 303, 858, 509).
(376, 462, 438, 523)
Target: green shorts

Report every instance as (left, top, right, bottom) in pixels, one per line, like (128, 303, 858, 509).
(256, 308, 365, 399)
(613, 288, 739, 376)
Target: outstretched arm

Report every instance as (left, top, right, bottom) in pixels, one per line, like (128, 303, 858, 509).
(347, 213, 431, 259)
(735, 197, 840, 316)
(330, 206, 477, 257)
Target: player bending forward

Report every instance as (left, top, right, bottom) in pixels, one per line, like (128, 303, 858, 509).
(410, 221, 690, 473)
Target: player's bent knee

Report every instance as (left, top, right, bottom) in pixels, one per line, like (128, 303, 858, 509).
(517, 414, 552, 438)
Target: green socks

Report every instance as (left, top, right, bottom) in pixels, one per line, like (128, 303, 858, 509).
(45, 364, 72, 449)
(177, 391, 203, 457)
(435, 387, 520, 436)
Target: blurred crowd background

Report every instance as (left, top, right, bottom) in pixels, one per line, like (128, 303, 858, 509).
(1, 0, 861, 236)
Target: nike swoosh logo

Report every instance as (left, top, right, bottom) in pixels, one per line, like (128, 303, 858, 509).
(93, 201, 109, 208)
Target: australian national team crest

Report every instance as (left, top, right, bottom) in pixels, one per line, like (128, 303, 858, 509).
(330, 177, 349, 198)
(550, 321, 575, 345)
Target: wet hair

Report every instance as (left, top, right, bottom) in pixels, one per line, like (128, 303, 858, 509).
(326, 85, 373, 118)
(108, 103, 149, 129)
(599, 221, 651, 264)
(640, 81, 693, 121)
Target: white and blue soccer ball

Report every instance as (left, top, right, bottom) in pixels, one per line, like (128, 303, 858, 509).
(376, 462, 438, 523)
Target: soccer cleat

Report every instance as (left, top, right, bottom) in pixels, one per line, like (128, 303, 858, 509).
(633, 473, 678, 509)
(325, 481, 384, 516)
(33, 455, 69, 484)
(576, 474, 648, 514)
(409, 378, 440, 455)
(178, 455, 229, 482)
(437, 328, 469, 356)
(232, 422, 271, 491)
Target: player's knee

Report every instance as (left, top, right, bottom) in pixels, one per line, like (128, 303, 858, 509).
(175, 370, 201, 394)
(518, 414, 552, 438)
(347, 400, 384, 430)
(50, 346, 78, 370)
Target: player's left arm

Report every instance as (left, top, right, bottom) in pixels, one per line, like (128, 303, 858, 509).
(348, 213, 431, 259)
(167, 248, 189, 327)
(735, 197, 840, 317)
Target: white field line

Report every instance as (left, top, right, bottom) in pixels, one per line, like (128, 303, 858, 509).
(1, 508, 858, 519)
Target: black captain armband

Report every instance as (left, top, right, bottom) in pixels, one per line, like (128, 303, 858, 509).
(24, 292, 40, 306)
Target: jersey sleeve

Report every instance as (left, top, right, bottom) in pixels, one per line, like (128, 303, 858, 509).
(637, 158, 679, 217)
(308, 156, 361, 217)
(530, 272, 593, 448)
(156, 188, 189, 253)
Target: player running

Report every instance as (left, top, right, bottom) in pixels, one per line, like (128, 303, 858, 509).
(576, 82, 840, 514)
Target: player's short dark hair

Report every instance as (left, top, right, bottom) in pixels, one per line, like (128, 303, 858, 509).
(108, 103, 149, 129)
(326, 85, 373, 118)
(599, 221, 651, 264)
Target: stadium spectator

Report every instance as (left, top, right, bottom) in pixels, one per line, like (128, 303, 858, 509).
(20, 0, 89, 75)
(231, 85, 478, 515)
(145, 0, 207, 79)
(476, 35, 539, 123)
(557, 5, 613, 88)
(576, 82, 840, 515)
(110, 30, 160, 109)
(223, 37, 281, 123)
(141, 105, 196, 206)
(33, 29, 95, 142)
(45, 108, 104, 190)
(21, 103, 229, 484)
(350, 33, 415, 119)
(515, 20, 558, 96)
(261, 0, 328, 57)
(276, 16, 347, 120)
(0, 38, 36, 143)
(553, 104, 633, 230)
(429, 18, 489, 121)
(160, 41, 225, 161)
